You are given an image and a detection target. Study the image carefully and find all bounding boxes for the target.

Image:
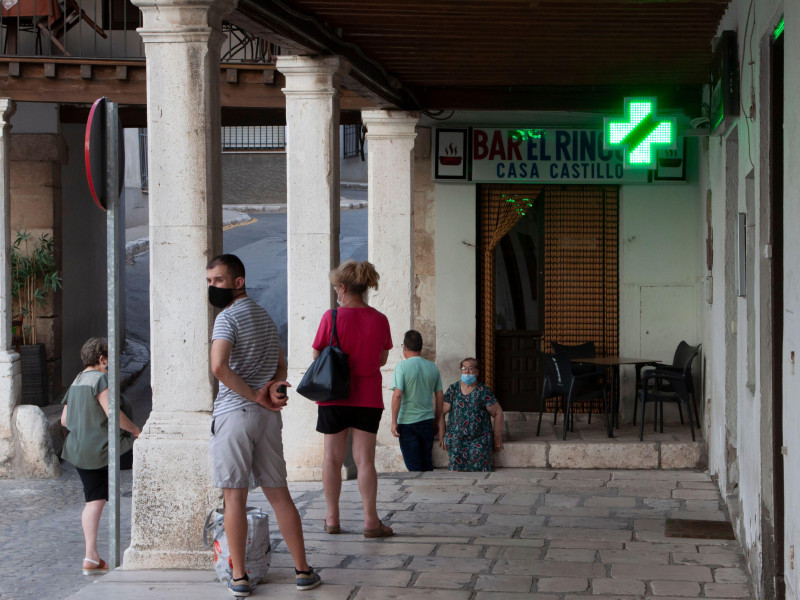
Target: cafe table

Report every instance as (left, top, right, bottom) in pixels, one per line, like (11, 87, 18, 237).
(571, 356, 657, 437)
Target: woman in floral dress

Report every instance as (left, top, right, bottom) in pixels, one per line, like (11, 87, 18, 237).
(439, 357, 504, 471)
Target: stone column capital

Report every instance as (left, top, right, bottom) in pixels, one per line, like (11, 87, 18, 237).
(133, 0, 236, 41)
(0, 99, 15, 128)
(276, 55, 351, 97)
(362, 110, 420, 144)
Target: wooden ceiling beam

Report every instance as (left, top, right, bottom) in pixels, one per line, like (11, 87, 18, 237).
(59, 104, 362, 127)
(232, 0, 418, 109)
(271, 0, 730, 94)
(0, 58, 374, 109)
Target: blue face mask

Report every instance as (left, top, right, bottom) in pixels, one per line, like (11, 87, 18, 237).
(461, 374, 477, 385)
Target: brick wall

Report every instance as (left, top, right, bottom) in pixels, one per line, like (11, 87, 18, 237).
(222, 152, 286, 205)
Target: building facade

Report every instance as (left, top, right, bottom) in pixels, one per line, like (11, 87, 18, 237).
(1, 0, 797, 597)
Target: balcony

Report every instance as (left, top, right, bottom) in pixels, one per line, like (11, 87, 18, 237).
(0, 0, 376, 116)
(0, 0, 272, 62)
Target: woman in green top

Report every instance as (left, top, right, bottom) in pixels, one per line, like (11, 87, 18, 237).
(60, 338, 141, 575)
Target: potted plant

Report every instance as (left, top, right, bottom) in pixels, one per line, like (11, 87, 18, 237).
(10, 230, 62, 406)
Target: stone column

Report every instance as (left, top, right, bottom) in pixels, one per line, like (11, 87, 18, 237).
(124, 0, 232, 569)
(276, 56, 349, 480)
(361, 110, 419, 468)
(0, 99, 20, 476)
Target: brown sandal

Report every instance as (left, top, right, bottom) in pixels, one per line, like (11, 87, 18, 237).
(82, 558, 109, 576)
(363, 521, 393, 539)
(324, 523, 341, 534)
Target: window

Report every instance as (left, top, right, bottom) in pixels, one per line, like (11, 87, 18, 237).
(343, 124, 360, 159)
(222, 126, 286, 151)
(138, 128, 148, 191)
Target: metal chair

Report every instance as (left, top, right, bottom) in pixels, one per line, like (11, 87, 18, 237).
(638, 342, 701, 441)
(551, 341, 603, 423)
(634, 341, 701, 428)
(537, 352, 608, 440)
(551, 341, 596, 375)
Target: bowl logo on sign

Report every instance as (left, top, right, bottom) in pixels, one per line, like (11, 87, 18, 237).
(439, 142, 462, 166)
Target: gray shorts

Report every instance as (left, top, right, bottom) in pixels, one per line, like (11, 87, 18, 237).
(209, 404, 287, 489)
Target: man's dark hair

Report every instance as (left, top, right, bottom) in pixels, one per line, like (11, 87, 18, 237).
(207, 254, 245, 280)
(403, 330, 423, 352)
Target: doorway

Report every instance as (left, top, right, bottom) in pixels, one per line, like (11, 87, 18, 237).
(768, 25, 785, 600)
(477, 185, 619, 412)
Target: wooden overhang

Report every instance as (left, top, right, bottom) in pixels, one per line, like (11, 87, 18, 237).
(231, 0, 734, 116)
(0, 57, 373, 126)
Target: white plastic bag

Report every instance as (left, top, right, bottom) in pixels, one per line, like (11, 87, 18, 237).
(2, 0, 19, 11)
(203, 506, 271, 585)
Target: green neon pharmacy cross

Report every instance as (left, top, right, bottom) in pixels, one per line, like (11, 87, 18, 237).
(604, 97, 676, 169)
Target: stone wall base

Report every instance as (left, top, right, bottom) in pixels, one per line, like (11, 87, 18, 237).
(371, 439, 707, 472)
(123, 549, 213, 571)
(124, 416, 219, 569)
(0, 350, 59, 478)
(13, 404, 60, 477)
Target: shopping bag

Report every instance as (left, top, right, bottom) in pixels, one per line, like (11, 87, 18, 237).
(203, 506, 271, 584)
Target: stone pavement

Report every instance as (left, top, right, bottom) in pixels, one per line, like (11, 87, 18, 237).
(0, 462, 133, 600)
(63, 468, 753, 600)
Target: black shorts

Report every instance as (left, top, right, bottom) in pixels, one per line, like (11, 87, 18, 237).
(76, 449, 134, 502)
(316, 405, 383, 434)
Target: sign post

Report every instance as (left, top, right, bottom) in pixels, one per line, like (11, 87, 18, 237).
(85, 97, 125, 568)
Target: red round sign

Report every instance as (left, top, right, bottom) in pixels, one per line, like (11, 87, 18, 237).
(85, 97, 125, 211)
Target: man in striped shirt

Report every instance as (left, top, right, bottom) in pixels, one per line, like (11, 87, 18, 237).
(207, 254, 320, 596)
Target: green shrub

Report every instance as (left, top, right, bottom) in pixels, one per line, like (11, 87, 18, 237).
(10, 231, 61, 345)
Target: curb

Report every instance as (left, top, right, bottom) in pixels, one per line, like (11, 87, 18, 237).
(126, 202, 367, 259)
(341, 181, 368, 190)
(223, 211, 254, 228)
(222, 201, 367, 213)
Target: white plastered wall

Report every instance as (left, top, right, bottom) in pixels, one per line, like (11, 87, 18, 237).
(782, 1, 800, 597)
(618, 139, 704, 421)
(701, 1, 792, 596)
(435, 183, 477, 385)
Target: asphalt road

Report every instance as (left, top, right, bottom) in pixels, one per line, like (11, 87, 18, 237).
(125, 207, 368, 351)
(122, 207, 368, 422)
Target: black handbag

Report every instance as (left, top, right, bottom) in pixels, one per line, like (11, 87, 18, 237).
(296, 308, 350, 402)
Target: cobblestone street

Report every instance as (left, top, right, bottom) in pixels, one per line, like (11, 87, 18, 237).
(0, 463, 132, 600)
(42, 467, 757, 600)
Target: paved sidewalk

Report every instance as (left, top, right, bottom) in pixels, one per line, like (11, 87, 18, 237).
(66, 469, 753, 600)
(0, 463, 133, 600)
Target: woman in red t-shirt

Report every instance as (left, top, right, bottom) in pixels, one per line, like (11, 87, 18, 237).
(312, 260, 393, 538)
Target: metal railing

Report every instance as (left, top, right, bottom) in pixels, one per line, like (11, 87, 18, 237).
(0, 0, 272, 61)
(222, 126, 286, 152)
(343, 123, 360, 159)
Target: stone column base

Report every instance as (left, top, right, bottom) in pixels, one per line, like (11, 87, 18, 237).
(0, 350, 59, 478)
(0, 349, 21, 443)
(123, 413, 218, 570)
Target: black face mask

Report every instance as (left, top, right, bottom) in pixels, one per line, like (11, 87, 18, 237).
(208, 286, 235, 309)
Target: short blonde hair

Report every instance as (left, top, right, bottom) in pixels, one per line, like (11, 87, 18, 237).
(330, 259, 380, 296)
